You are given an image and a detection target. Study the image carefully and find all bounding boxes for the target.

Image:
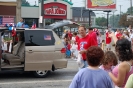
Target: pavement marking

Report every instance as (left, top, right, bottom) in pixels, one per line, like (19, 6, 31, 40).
(0, 79, 72, 85)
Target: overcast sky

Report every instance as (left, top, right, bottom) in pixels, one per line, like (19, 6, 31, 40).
(27, 0, 131, 17)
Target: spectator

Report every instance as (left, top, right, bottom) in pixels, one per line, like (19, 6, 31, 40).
(108, 38, 133, 87)
(106, 30, 112, 51)
(116, 29, 123, 40)
(99, 51, 118, 72)
(69, 46, 113, 88)
(16, 18, 24, 28)
(125, 74, 133, 88)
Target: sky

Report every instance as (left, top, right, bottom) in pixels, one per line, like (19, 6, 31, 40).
(27, 0, 131, 17)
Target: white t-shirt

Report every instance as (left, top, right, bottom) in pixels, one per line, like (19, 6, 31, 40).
(115, 32, 118, 36)
(130, 34, 133, 42)
(71, 44, 77, 50)
(71, 37, 76, 41)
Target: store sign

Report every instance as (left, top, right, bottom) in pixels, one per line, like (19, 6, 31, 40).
(44, 8, 66, 16)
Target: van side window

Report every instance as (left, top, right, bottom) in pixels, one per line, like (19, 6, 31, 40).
(53, 28, 62, 38)
(25, 30, 55, 46)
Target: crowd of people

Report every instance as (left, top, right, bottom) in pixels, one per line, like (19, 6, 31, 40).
(62, 25, 133, 88)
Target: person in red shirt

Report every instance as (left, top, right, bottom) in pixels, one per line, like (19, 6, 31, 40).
(116, 29, 123, 40)
(106, 30, 112, 51)
(68, 30, 72, 40)
(88, 28, 98, 47)
(77, 26, 98, 69)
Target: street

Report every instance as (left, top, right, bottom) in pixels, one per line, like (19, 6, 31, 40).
(0, 59, 78, 88)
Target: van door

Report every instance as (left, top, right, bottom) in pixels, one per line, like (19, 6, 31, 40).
(24, 30, 55, 71)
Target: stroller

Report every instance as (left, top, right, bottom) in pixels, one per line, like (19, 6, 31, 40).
(65, 44, 71, 58)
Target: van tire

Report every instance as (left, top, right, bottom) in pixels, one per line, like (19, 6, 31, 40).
(33, 70, 50, 78)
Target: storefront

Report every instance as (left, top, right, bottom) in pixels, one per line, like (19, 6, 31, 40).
(0, 1, 17, 27)
(21, 0, 73, 28)
(41, 0, 73, 25)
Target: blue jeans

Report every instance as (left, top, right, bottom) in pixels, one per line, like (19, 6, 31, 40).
(79, 60, 88, 70)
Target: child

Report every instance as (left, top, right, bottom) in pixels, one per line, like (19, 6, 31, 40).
(106, 30, 112, 51)
(70, 41, 78, 60)
(99, 51, 118, 72)
(65, 41, 71, 58)
(101, 40, 105, 51)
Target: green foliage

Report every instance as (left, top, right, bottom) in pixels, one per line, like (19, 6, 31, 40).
(96, 17, 107, 27)
(119, 14, 133, 27)
(21, 0, 30, 6)
(126, 7, 133, 14)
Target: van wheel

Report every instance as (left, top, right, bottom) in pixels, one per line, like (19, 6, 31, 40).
(33, 70, 50, 78)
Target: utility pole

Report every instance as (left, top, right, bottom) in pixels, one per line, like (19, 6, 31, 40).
(81, 7, 83, 22)
(40, 0, 44, 28)
(104, 11, 111, 29)
(119, 5, 122, 16)
(16, 0, 21, 23)
(130, 0, 132, 15)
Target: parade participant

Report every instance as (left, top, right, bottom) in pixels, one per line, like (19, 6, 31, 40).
(99, 51, 118, 72)
(107, 37, 133, 87)
(97, 32, 102, 47)
(123, 30, 130, 41)
(116, 29, 123, 40)
(127, 25, 132, 33)
(106, 30, 112, 51)
(87, 27, 98, 47)
(101, 40, 105, 51)
(68, 30, 72, 40)
(77, 26, 97, 69)
(69, 46, 113, 88)
(71, 32, 78, 60)
(16, 18, 24, 28)
(115, 29, 119, 36)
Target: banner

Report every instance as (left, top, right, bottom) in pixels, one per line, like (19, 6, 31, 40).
(86, 0, 116, 11)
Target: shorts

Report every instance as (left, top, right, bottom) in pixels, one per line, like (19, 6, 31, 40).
(106, 44, 111, 48)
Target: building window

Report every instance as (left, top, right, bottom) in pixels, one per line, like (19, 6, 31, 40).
(79, 17, 83, 21)
(86, 18, 89, 22)
(79, 17, 82, 21)
(74, 17, 78, 21)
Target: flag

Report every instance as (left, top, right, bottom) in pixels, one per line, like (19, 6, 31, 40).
(12, 27, 16, 37)
(44, 35, 51, 40)
(31, 20, 36, 29)
(0, 16, 14, 27)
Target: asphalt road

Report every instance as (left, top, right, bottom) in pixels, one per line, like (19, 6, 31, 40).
(0, 59, 78, 88)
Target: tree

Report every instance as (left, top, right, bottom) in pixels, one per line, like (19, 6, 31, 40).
(21, 0, 30, 6)
(127, 7, 133, 14)
(96, 17, 107, 27)
(119, 14, 133, 27)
